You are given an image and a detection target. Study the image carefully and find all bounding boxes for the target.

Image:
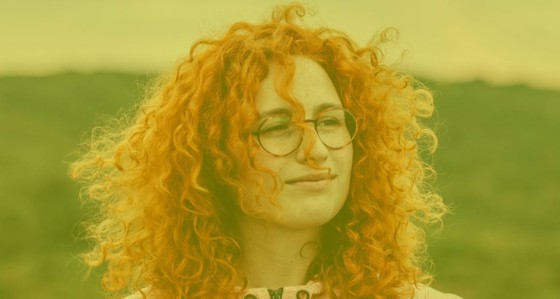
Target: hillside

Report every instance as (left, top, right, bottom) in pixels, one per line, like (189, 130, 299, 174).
(0, 72, 558, 298)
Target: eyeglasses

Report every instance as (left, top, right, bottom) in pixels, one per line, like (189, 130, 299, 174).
(254, 107, 358, 156)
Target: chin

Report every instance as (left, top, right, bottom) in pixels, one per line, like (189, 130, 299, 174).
(276, 205, 342, 229)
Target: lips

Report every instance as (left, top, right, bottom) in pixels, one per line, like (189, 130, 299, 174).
(285, 173, 337, 184)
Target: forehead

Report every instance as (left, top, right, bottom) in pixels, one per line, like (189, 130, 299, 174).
(255, 56, 342, 117)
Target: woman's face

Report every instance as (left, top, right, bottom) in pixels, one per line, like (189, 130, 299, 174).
(240, 56, 353, 229)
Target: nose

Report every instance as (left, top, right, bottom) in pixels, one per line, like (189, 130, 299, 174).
(295, 123, 328, 164)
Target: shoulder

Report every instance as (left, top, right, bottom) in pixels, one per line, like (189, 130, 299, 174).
(412, 285, 463, 299)
(123, 287, 160, 299)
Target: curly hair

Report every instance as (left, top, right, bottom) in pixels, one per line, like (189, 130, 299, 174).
(70, 3, 447, 299)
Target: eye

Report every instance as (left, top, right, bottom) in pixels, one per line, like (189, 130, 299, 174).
(317, 116, 343, 127)
(261, 122, 291, 134)
(258, 115, 296, 137)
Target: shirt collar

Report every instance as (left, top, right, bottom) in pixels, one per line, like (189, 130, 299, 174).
(235, 280, 324, 299)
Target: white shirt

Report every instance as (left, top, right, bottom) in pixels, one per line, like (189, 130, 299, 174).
(125, 281, 462, 299)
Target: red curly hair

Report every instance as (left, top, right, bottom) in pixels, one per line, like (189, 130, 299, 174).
(70, 3, 447, 299)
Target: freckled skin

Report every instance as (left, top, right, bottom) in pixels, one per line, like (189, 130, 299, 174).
(241, 56, 353, 229)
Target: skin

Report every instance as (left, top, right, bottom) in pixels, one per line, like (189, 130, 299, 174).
(236, 56, 353, 289)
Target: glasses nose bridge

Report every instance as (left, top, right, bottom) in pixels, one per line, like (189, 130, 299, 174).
(300, 118, 323, 144)
(302, 118, 317, 128)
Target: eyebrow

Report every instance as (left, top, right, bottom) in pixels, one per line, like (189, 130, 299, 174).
(258, 107, 292, 119)
(258, 102, 342, 119)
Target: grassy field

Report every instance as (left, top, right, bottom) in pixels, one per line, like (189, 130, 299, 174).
(0, 72, 559, 298)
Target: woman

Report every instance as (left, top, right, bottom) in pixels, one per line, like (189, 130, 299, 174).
(71, 4, 461, 299)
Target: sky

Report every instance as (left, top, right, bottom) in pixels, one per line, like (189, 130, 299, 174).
(1, 0, 559, 90)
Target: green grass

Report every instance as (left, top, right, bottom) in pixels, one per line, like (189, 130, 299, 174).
(0, 73, 558, 298)
(0, 72, 145, 299)
(428, 81, 560, 298)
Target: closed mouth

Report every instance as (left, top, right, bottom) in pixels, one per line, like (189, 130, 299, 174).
(285, 173, 337, 184)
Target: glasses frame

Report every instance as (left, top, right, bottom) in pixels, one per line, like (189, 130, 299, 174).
(254, 107, 359, 157)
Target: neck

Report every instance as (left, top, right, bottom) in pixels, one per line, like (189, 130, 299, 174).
(236, 214, 321, 289)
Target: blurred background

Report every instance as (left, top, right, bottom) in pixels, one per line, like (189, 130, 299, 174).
(1, 1, 559, 298)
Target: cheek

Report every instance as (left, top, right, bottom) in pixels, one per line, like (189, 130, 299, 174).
(248, 154, 285, 197)
(253, 153, 283, 180)
(338, 146, 354, 176)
